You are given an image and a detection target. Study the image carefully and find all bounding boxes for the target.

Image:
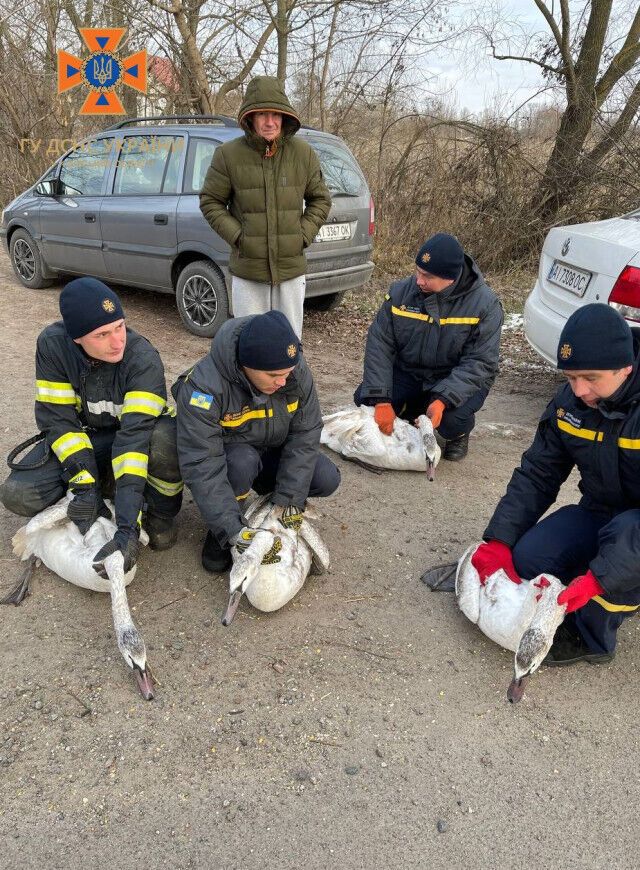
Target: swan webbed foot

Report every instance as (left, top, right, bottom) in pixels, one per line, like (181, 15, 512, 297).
(221, 589, 243, 626)
(1, 556, 37, 605)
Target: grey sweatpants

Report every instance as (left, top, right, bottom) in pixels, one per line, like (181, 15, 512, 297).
(231, 275, 306, 338)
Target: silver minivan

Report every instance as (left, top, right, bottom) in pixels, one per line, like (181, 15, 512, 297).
(1, 115, 375, 336)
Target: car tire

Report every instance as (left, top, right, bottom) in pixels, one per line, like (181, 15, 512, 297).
(305, 291, 345, 311)
(175, 260, 230, 338)
(9, 229, 54, 289)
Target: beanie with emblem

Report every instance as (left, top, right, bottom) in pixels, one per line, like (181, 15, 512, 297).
(237, 310, 301, 370)
(415, 233, 465, 280)
(557, 303, 634, 370)
(60, 277, 124, 339)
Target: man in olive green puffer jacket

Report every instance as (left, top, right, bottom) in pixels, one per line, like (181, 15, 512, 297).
(200, 76, 332, 337)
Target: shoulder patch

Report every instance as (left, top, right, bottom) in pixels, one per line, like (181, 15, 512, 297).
(189, 391, 213, 410)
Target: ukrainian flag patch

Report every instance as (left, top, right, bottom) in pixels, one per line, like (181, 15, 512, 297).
(189, 391, 213, 410)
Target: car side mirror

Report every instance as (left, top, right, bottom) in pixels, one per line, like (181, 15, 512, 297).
(35, 179, 59, 196)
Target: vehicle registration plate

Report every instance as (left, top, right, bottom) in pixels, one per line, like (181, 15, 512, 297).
(547, 260, 592, 297)
(315, 222, 352, 242)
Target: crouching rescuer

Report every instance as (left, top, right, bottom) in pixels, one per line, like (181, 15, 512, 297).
(172, 310, 340, 573)
(473, 304, 640, 665)
(0, 278, 183, 571)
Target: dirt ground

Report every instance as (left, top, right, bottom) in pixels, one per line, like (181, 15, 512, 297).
(2, 248, 640, 870)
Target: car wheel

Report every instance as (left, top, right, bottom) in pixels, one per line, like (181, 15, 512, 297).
(175, 260, 230, 338)
(9, 229, 54, 289)
(305, 291, 345, 311)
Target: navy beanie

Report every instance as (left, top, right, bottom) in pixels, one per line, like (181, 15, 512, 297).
(557, 304, 634, 370)
(60, 277, 124, 339)
(237, 311, 301, 370)
(415, 233, 464, 280)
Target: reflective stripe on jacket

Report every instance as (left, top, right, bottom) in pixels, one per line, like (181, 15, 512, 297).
(172, 317, 323, 545)
(359, 256, 503, 407)
(34, 322, 168, 535)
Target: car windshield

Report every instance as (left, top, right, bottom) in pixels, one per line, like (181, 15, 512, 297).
(307, 136, 366, 197)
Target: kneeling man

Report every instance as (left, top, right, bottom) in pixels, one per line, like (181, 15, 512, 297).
(473, 304, 640, 665)
(355, 233, 503, 460)
(173, 311, 340, 572)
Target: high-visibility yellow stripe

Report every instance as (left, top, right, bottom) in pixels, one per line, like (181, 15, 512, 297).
(440, 317, 480, 325)
(592, 595, 640, 613)
(35, 379, 77, 405)
(236, 490, 250, 501)
(557, 419, 604, 442)
(618, 437, 640, 450)
(146, 474, 183, 497)
(121, 391, 165, 417)
(220, 408, 274, 428)
(391, 305, 432, 322)
(69, 469, 95, 486)
(287, 400, 299, 413)
(51, 431, 93, 462)
(112, 451, 148, 480)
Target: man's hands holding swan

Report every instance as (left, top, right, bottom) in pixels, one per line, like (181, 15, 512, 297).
(471, 540, 522, 585)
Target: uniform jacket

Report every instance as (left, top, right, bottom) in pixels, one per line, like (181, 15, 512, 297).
(359, 256, 503, 408)
(485, 333, 640, 594)
(35, 322, 168, 535)
(172, 317, 323, 545)
(199, 76, 331, 284)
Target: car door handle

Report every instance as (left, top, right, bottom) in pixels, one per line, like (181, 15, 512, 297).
(154, 214, 168, 225)
(84, 213, 96, 223)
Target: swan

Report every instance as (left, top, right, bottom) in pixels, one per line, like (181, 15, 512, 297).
(455, 544, 567, 702)
(320, 405, 441, 479)
(221, 494, 330, 626)
(2, 494, 155, 700)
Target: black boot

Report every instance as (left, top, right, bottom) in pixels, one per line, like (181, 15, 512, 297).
(202, 531, 232, 573)
(144, 514, 178, 551)
(543, 623, 614, 667)
(443, 432, 469, 461)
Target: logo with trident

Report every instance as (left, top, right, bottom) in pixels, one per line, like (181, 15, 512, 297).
(57, 28, 147, 115)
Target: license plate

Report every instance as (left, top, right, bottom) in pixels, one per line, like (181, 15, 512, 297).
(547, 260, 592, 296)
(315, 222, 352, 243)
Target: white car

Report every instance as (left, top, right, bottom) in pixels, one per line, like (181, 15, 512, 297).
(524, 210, 640, 365)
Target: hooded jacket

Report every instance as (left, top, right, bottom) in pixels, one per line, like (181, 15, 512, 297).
(359, 255, 503, 408)
(34, 322, 168, 536)
(484, 331, 640, 595)
(199, 76, 331, 284)
(172, 317, 323, 545)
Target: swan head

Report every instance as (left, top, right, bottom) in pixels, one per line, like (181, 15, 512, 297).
(116, 626, 155, 700)
(415, 415, 441, 480)
(507, 626, 554, 703)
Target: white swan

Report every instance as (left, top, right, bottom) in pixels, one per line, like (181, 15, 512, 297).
(221, 494, 330, 626)
(455, 543, 567, 702)
(321, 405, 441, 479)
(3, 494, 154, 700)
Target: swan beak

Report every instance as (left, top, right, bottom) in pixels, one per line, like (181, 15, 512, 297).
(134, 666, 155, 701)
(507, 675, 526, 704)
(221, 589, 243, 626)
(426, 459, 436, 481)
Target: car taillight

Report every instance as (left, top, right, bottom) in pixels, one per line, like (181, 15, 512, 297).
(368, 196, 375, 236)
(609, 266, 640, 322)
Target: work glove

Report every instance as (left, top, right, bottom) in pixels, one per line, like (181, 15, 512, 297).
(232, 527, 282, 565)
(279, 504, 304, 532)
(557, 570, 604, 613)
(374, 402, 396, 436)
(67, 487, 110, 536)
(93, 529, 139, 579)
(471, 540, 521, 585)
(426, 399, 446, 429)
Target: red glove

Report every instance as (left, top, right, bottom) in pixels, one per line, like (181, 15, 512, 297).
(557, 570, 604, 613)
(471, 540, 521, 585)
(374, 402, 396, 436)
(426, 399, 446, 429)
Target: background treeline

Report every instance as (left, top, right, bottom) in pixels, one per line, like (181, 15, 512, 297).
(0, 0, 638, 275)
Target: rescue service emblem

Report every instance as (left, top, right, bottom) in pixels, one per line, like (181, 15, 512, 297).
(557, 408, 565, 418)
(559, 343, 572, 360)
(286, 343, 297, 359)
(102, 299, 116, 313)
(421, 252, 431, 264)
